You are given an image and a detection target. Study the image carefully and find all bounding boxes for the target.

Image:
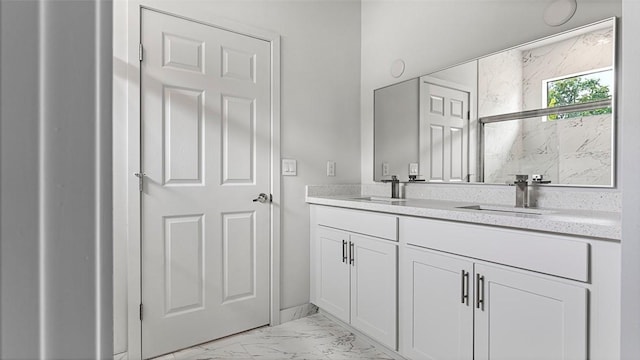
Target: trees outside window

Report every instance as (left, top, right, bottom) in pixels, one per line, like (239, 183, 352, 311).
(545, 69, 613, 120)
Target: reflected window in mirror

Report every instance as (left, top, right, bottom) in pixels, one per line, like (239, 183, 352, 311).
(544, 68, 613, 120)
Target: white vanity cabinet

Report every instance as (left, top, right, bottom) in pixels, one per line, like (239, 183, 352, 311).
(313, 226, 351, 322)
(307, 202, 619, 360)
(474, 263, 587, 360)
(401, 246, 587, 360)
(400, 247, 474, 360)
(310, 205, 398, 349)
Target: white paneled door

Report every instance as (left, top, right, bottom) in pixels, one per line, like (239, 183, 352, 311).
(420, 81, 469, 182)
(140, 9, 271, 359)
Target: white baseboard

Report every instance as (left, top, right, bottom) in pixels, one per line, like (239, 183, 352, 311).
(279, 303, 319, 323)
(319, 309, 407, 360)
(113, 352, 128, 360)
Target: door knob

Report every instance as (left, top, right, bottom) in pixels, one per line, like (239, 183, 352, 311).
(253, 193, 271, 203)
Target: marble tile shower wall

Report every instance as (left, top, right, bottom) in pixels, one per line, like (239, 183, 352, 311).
(478, 47, 523, 117)
(484, 114, 612, 185)
(480, 27, 614, 185)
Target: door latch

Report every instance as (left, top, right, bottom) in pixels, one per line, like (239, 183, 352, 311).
(252, 193, 272, 203)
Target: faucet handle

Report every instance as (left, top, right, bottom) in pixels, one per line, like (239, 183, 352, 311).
(531, 174, 551, 184)
(506, 174, 528, 186)
(514, 174, 528, 183)
(381, 175, 399, 183)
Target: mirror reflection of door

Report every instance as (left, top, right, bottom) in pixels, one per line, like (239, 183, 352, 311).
(420, 79, 470, 183)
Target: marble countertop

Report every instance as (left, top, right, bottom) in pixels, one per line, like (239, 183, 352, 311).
(306, 194, 621, 241)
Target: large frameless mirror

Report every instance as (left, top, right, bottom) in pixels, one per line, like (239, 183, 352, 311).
(373, 17, 616, 187)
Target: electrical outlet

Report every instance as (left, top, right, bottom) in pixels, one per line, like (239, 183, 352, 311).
(327, 161, 336, 177)
(382, 162, 390, 176)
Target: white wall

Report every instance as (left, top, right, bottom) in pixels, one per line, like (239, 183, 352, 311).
(0, 0, 113, 359)
(361, 0, 622, 185)
(113, 0, 362, 354)
(0, 2, 41, 357)
(113, 0, 129, 353)
(620, 0, 640, 358)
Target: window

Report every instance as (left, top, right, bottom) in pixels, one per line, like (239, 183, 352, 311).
(543, 68, 613, 120)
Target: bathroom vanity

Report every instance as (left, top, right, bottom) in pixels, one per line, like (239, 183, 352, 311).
(307, 191, 620, 360)
(309, 16, 620, 360)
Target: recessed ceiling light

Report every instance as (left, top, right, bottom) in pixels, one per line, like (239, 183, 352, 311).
(544, 0, 577, 27)
(390, 59, 405, 78)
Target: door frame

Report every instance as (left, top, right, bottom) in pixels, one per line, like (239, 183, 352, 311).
(122, 5, 281, 359)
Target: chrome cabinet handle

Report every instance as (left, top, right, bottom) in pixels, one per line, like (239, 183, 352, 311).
(461, 270, 469, 305)
(252, 193, 271, 203)
(349, 241, 354, 266)
(342, 240, 348, 263)
(476, 274, 485, 311)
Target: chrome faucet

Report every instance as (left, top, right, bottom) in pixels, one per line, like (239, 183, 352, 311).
(510, 174, 529, 208)
(382, 175, 403, 199)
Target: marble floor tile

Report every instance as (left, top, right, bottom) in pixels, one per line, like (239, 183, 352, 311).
(155, 314, 395, 360)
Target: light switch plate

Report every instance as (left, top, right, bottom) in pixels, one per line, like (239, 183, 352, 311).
(409, 163, 419, 175)
(282, 159, 297, 176)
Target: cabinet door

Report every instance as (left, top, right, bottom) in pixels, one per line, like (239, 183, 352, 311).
(350, 234, 397, 349)
(313, 226, 350, 323)
(400, 246, 474, 360)
(474, 264, 587, 360)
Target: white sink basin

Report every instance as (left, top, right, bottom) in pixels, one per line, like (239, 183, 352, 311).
(457, 204, 555, 215)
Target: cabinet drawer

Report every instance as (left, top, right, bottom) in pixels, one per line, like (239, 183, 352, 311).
(400, 217, 589, 282)
(313, 205, 398, 241)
